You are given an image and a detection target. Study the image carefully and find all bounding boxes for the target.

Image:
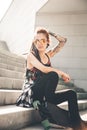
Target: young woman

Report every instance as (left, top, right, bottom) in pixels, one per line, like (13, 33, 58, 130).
(17, 27, 87, 130)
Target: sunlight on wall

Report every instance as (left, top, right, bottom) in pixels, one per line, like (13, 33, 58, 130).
(0, 0, 13, 21)
(0, 0, 48, 54)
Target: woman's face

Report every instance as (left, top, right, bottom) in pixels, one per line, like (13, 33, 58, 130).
(34, 33, 48, 52)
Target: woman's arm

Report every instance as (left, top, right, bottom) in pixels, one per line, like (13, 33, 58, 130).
(47, 32, 67, 57)
(27, 53, 70, 82)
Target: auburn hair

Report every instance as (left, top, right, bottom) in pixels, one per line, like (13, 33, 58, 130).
(30, 27, 50, 61)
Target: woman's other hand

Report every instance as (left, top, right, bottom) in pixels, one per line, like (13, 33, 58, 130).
(62, 73, 71, 83)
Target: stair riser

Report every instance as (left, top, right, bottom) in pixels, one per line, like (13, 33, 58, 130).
(0, 58, 25, 68)
(0, 108, 41, 130)
(0, 90, 22, 105)
(77, 93, 87, 100)
(0, 77, 24, 89)
(0, 63, 25, 72)
(0, 50, 25, 63)
(0, 68, 24, 79)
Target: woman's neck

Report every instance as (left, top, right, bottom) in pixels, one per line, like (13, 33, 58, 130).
(39, 51, 45, 58)
(39, 51, 48, 64)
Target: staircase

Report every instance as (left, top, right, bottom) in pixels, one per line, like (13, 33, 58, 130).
(0, 43, 87, 130)
(0, 47, 41, 130)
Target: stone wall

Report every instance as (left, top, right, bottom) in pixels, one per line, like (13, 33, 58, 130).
(35, 13, 87, 91)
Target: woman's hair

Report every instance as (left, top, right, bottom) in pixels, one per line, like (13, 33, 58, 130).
(30, 27, 50, 61)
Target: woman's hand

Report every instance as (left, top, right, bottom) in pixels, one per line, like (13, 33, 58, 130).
(61, 73, 70, 82)
(49, 31, 67, 43)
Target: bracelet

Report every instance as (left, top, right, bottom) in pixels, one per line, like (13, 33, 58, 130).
(49, 31, 67, 42)
(49, 31, 57, 37)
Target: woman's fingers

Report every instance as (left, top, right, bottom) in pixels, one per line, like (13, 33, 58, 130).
(62, 73, 70, 82)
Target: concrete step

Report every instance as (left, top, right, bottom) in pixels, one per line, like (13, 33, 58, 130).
(19, 109, 87, 130)
(77, 93, 87, 100)
(0, 48, 25, 64)
(0, 89, 87, 106)
(0, 68, 24, 79)
(0, 62, 25, 72)
(58, 100, 87, 111)
(0, 101, 87, 130)
(0, 105, 41, 130)
(0, 57, 26, 68)
(0, 89, 22, 105)
(56, 84, 86, 93)
(0, 41, 9, 51)
(0, 77, 24, 89)
(0, 49, 26, 68)
(56, 88, 87, 100)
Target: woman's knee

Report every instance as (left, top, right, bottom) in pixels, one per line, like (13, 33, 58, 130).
(67, 89, 77, 98)
(47, 71, 59, 81)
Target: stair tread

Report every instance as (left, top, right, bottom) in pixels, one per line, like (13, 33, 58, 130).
(0, 105, 33, 115)
(0, 89, 22, 92)
(0, 99, 87, 112)
(58, 99, 87, 111)
(0, 89, 87, 106)
(0, 101, 87, 130)
(0, 105, 41, 130)
(59, 99, 87, 105)
(0, 89, 87, 95)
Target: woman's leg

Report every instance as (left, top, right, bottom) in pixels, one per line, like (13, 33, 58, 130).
(32, 71, 59, 102)
(32, 72, 81, 128)
(43, 72, 81, 128)
(48, 89, 81, 127)
(32, 71, 59, 123)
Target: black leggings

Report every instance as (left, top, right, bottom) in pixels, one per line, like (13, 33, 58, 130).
(32, 71, 81, 127)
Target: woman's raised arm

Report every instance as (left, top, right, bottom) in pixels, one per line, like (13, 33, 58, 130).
(47, 32, 67, 57)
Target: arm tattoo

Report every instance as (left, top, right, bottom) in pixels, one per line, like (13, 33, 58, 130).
(53, 42, 65, 53)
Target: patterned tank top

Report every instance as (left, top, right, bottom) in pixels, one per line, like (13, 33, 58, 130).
(25, 53, 51, 84)
(17, 54, 51, 107)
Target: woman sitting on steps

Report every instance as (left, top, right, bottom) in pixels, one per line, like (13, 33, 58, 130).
(16, 27, 87, 130)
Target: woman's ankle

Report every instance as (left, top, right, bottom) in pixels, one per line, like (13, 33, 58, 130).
(41, 119, 51, 130)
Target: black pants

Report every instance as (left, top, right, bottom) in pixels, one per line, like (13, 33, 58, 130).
(32, 72, 81, 127)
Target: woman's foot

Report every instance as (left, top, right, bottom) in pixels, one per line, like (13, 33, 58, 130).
(80, 120, 87, 130)
(73, 120, 87, 130)
(41, 119, 51, 130)
(50, 123, 65, 129)
(66, 127, 74, 130)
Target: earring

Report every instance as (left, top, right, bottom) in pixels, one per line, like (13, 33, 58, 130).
(46, 44, 49, 48)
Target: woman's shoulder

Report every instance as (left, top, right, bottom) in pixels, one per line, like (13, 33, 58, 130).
(27, 52, 35, 59)
(46, 50, 52, 58)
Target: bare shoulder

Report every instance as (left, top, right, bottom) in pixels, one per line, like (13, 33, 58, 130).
(27, 52, 34, 59)
(27, 52, 35, 69)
